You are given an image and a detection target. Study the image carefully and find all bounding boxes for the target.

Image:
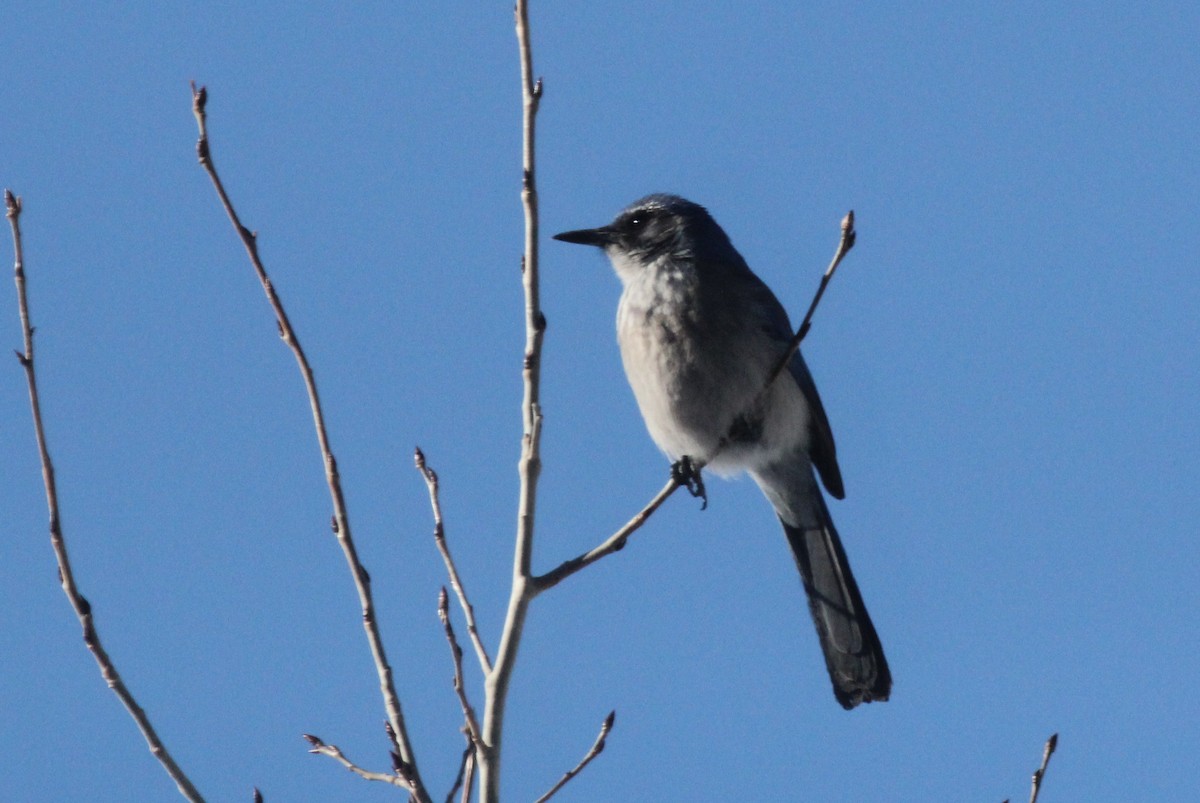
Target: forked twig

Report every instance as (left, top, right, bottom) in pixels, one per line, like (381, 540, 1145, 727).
(189, 85, 430, 803)
(302, 734, 411, 790)
(459, 746, 476, 803)
(438, 588, 483, 748)
(444, 741, 474, 803)
(6, 190, 204, 802)
(533, 711, 616, 803)
(416, 448, 492, 673)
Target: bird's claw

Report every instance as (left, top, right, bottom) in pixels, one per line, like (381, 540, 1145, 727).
(671, 456, 707, 510)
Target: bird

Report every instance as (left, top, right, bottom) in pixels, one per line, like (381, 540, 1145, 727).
(552, 194, 890, 709)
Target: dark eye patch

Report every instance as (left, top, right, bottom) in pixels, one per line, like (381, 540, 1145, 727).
(623, 207, 658, 233)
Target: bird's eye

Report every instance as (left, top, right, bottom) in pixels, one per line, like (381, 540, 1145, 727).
(626, 210, 655, 231)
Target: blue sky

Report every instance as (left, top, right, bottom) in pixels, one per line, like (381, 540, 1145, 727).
(2, 3, 1198, 801)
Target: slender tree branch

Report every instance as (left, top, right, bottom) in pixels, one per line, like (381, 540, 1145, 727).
(459, 749, 476, 803)
(189, 85, 431, 803)
(6, 191, 204, 802)
(438, 588, 483, 749)
(478, 3, 544, 800)
(533, 711, 615, 803)
(416, 448, 492, 673)
(1028, 733, 1058, 803)
(762, 210, 856, 388)
(302, 734, 413, 791)
(532, 476, 682, 594)
(444, 741, 474, 803)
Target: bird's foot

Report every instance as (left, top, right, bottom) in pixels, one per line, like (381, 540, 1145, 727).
(671, 456, 707, 510)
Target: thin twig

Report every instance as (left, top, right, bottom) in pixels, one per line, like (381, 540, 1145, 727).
(189, 85, 430, 803)
(6, 191, 204, 802)
(533, 711, 616, 803)
(444, 741, 473, 803)
(438, 588, 483, 748)
(302, 734, 412, 790)
(459, 749, 475, 803)
(416, 448, 492, 673)
(762, 210, 856, 388)
(532, 476, 682, 594)
(478, 3, 545, 801)
(1029, 733, 1058, 803)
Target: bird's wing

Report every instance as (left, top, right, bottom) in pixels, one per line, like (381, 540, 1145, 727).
(743, 272, 845, 500)
(787, 351, 844, 499)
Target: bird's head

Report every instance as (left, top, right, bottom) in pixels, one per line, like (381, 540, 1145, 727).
(553, 194, 736, 279)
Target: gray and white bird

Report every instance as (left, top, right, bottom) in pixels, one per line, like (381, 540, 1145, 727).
(553, 194, 890, 709)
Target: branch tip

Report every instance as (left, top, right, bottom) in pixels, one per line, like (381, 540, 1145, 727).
(422, 455, 492, 673)
(1027, 732, 1058, 803)
(189, 80, 206, 109)
(532, 709, 617, 802)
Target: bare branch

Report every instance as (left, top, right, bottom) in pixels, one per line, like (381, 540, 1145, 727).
(438, 588, 483, 748)
(532, 476, 682, 594)
(443, 741, 473, 803)
(189, 85, 430, 803)
(415, 448, 492, 673)
(478, 2, 545, 799)
(6, 190, 204, 802)
(533, 711, 616, 803)
(459, 749, 476, 803)
(302, 734, 412, 791)
(763, 209, 856, 387)
(1029, 733, 1058, 803)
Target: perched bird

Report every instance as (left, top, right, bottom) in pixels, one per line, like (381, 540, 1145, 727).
(553, 194, 890, 709)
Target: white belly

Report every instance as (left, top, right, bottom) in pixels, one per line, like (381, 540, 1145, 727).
(616, 283, 810, 475)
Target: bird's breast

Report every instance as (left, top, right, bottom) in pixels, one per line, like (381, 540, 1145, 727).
(615, 280, 807, 472)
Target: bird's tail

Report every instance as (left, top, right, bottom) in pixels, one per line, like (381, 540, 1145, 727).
(752, 462, 891, 709)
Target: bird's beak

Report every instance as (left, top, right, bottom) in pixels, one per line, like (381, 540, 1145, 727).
(552, 226, 614, 248)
